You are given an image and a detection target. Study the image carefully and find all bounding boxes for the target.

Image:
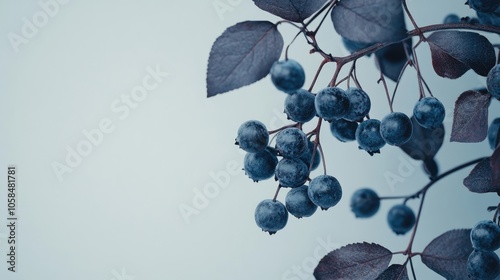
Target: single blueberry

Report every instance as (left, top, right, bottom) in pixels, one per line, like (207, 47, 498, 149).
(285, 185, 318, 218)
(255, 199, 288, 235)
(270, 59, 305, 93)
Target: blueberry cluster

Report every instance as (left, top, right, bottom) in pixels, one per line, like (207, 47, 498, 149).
(467, 220, 500, 280)
(236, 59, 446, 234)
(236, 119, 341, 234)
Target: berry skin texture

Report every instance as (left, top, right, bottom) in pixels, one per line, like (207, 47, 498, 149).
(235, 120, 269, 153)
(315, 87, 350, 121)
(471, 220, 500, 252)
(468, 0, 500, 13)
(270, 59, 305, 93)
(275, 128, 308, 159)
(308, 175, 343, 210)
(275, 158, 309, 188)
(413, 97, 445, 129)
(343, 87, 371, 122)
(488, 118, 500, 149)
(356, 119, 386, 155)
(350, 188, 380, 218)
(487, 64, 500, 99)
(254, 199, 288, 235)
(285, 185, 318, 218)
(380, 112, 413, 146)
(387, 204, 416, 235)
(284, 89, 316, 123)
(467, 250, 500, 280)
(243, 148, 278, 182)
(330, 118, 358, 142)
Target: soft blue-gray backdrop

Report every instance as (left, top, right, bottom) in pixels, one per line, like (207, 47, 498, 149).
(0, 0, 498, 279)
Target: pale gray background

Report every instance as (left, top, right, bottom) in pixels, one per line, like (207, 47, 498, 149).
(0, 0, 498, 279)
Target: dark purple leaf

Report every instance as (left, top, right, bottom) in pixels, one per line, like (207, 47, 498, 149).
(375, 264, 409, 280)
(206, 21, 283, 97)
(331, 0, 407, 44)
(399, 116, 444, 161)
(492, 146, 500, 187)
(464, 157, 500, 193)
(314, 242, 392, 280)
(253, 0, 328, 22)
(421, 229, 473, 280)
(427, 31, 496, 79)
(450, 90, 491, 143)
(375, 39, 412, 82)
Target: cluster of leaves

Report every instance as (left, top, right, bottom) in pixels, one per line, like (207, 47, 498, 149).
(206, 0, 500, 278)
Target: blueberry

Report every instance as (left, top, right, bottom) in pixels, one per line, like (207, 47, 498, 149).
(284, 89, 316, 122)
(443, 13, 461, 23)
(235, 120, 269, 153)
(330, 118, 358, 142)
(487, 64, 500, 99)
(308, 175, 343, 210)
(243, 148, 279, 182)
(315, 87, 350, 121)
(350, 188, 380, 218)
(413, 97, 445, 129)
(343, 88, 371, 122)
(471, 220, 500, 252)
(488, 118, 500, 149)
(275, 158, 309, 188)
(299, 140, 321, 171)
(270, 59, 305, 93)
(285, 185, 318, 218)
(356, 119, 386, 154)
(387, 204, 416, 235)
(254, 199, 288, 235)
(468, 0, 500, 13)
(467, 250, 500, 280)
(380, 112, 413, 146)
(275, 128, 308, 159)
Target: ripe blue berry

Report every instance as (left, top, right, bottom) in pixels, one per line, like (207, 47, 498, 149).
(315, 87, 350, 121)
(255, 199, 288, 235)
(343, 88, 371, 122)
(380, 112, 413, 146)
(487, 64, 500, 99)
(236, 120, 269, 153)
(275, 158, 309, 188)
(308, 175, 343, 210)
(350, 188, 380, 218)
(275, 128, 308, 158)
(471, 220, 500, 252)
(243, 148, 279, 182)
(270, 59, 305, 93)
(356, 119, 386, 154)
(387, 204, 416, 235)
(467, 250, 500, 280)
(330, 118, 358, 142)
(468, 0, 500, 13)
(443, 13, 461, 23)
(285, 185, 318, 218)
(413, 97, 445, 129)
(488, 118, 500, 149)
(299, 140, 321, 171)
(284, 89, 316, 123)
